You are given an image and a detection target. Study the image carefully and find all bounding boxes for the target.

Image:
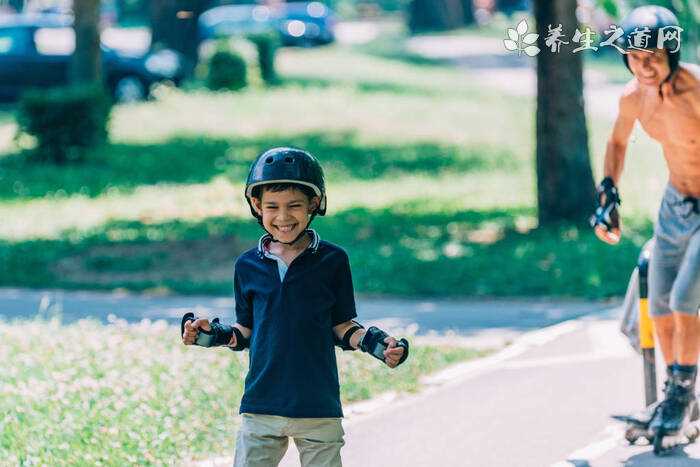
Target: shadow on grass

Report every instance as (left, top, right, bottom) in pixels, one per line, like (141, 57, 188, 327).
(0, 103, 16, 125)
(0, 131, 517, 200)
(355, 39, 450, 68)
(281, 76, 444, 96)
(0, 206, 652, 299)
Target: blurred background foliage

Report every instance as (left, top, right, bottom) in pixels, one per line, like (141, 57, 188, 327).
(0, 0, 696, 299)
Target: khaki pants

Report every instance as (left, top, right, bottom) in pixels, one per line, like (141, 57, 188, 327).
(233, 413, 345, 467)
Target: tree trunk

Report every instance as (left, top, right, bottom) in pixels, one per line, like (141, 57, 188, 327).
(461, 0, 474, 25)
(71, 0, 102, 84)
(116, 0, 149, 23)
(150, 0, 211, 76)
(8, 0, 25, 12)
(534, 0, 595, 225)
(408, 0, 464, 33)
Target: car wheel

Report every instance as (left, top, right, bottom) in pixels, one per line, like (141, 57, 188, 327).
(114, 76, 146, 103)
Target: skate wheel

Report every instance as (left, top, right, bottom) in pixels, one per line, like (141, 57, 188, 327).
(624, 427, 640, 445)
(653, 433, 665, 456)
(686, 425, 700, 443)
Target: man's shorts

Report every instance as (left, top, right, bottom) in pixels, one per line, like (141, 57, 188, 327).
(233, 413, 345, 467)
(649, 183, 700, 316)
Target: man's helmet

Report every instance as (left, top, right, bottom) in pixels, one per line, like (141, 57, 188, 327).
(244, 147, 327, 219)
(618, 6, 682, 76)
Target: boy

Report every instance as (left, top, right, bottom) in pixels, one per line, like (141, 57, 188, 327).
(182, 147, 409, 466)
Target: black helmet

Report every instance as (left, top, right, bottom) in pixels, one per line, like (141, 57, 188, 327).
(245, 147, 327, 218)
(618, 6, 682, 76)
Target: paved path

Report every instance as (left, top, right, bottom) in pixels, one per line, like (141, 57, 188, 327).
(277, 315, 700, 466)
(0, 287, 608, 349)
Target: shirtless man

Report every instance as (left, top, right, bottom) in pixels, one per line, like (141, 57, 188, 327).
(591, 5, 700, 441)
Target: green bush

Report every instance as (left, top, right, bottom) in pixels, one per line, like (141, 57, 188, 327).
(248, 32, 279, 84)
(207, 49, 248, 91)
(17, 84, 111, 164)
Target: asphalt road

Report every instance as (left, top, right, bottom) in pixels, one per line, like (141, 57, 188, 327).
(0, 287, 608, 348)
(286, 318, 700, 467)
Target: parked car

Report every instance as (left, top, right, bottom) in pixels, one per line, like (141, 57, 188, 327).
(198, 4, 276, 41)
(0, 13, 185, 102)
(198, 2, 335, 47)
(279, 2, 335, 46)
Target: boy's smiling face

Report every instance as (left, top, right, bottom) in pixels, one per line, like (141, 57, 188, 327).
(252, 187, 319, 244)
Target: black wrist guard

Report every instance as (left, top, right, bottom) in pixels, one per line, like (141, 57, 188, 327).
(181, 312, 242, 348)
(229, 327, 250, 351)
(590, 177, 621, 230)
(359, 326, 409, 366)
(335, 321, 364, 351)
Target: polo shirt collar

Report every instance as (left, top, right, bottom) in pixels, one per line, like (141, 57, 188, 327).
(257, 229, 321, 257)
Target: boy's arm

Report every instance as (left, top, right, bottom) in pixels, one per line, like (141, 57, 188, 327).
(228, 323, 251, 347)
(181, 313, 251, 350)
(228, 264, 253, 348)
(233, 323, 252, 338)
(181, 266, 253, 350)
(330, 252, 407, 367)
(333, 320, 365, 349)
(333, 320, 409, 368)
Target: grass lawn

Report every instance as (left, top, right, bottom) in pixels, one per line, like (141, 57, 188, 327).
(0, 318, 485, 465)
(0, 30, 669, 298)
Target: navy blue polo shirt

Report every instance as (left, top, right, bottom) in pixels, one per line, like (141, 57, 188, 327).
(233, 230, 357, 418)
